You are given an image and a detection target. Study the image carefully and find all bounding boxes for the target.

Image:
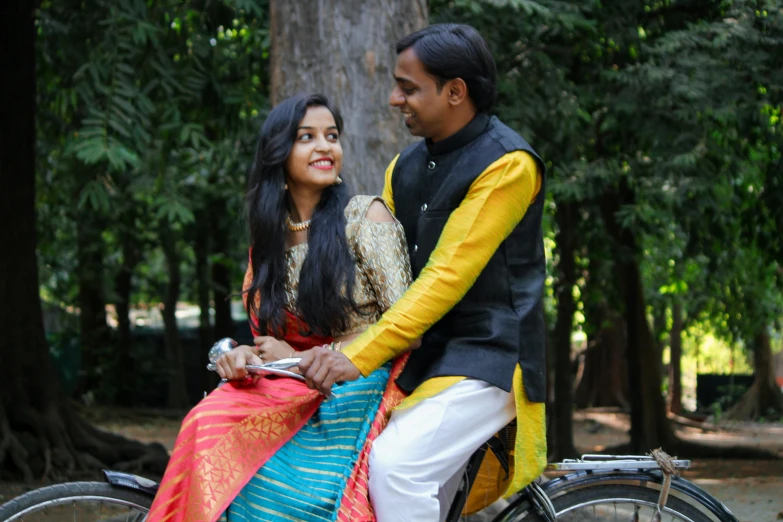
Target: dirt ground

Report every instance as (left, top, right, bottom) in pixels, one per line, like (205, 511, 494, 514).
(1, 408, 781, 520)
(569, 410, 783, 522)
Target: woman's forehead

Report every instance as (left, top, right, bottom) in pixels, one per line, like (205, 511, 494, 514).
(298, 106, 336, 127)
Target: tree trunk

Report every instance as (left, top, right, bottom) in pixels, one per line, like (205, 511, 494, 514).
(159, 222, 189, 410)
(623, 252, 674, 450)
(195, 208, 219, 391)
(544, 310, 555, 457)
(668, 301, 684, 414)
(1, 0, 53, 481)
(726, 327, 783, 420)
(269, 0, 426, 194)
(195, 211, 212, 348)
(551, 202, 578, 459)
(574, 303, 629, 409)
(76, 216, 110, 395)
(652, 302, 667, 363)
(210, 207, 234, 342)
(0, 0, 167, 481)
(574, 251, 629, 409)
(602, 186, 675, 452)
(114, 233, 140, 407)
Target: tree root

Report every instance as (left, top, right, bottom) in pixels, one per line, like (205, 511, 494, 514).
(40, 443, 52, 482)
(725, 380, 783, 422)
(0, 399, 169, 483)
(0, 404, 33, 483)
(666, 413, 721, 433)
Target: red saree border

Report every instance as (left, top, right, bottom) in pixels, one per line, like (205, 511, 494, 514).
(336, 353, 410, 521)
(147, 377, 323, 522)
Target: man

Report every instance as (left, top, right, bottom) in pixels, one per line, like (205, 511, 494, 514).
(298, 24, 547, 521)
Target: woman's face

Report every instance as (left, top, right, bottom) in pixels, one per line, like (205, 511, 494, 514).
(284, 105, 343, 192)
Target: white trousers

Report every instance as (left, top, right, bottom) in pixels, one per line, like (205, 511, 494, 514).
(369, 379, 516, 522)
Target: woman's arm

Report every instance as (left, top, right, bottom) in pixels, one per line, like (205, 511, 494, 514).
(354, 198, 412, 310)
(347, 198, 418, 352)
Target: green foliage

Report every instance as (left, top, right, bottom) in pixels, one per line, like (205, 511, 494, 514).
(33, 0, 783, 406)
(36, 0, 269, 317)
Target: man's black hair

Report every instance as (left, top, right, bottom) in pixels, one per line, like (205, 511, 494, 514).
(396, 24, 497, 113)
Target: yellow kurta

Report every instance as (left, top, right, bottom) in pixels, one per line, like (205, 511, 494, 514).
(341, 151, 547, 502)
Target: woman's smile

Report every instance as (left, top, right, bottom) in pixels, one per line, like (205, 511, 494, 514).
(310, 157, 335, 170)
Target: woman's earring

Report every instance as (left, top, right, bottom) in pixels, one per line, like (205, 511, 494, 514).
(283, 183, 288, 190)
(334, 176, 343, 185)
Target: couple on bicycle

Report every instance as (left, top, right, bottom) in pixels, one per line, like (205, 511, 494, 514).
(147, 23, 547, 522)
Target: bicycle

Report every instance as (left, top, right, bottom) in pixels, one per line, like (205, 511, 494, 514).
(0, 339, 741, 522)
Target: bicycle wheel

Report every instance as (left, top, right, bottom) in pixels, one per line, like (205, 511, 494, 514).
(0, 481, 152, 521)
(548, 484, 713, 521)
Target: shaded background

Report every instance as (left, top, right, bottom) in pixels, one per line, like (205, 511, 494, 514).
(1, 0, 782, 490)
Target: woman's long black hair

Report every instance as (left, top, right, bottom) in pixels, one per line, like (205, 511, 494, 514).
(245, 93, 360, 337)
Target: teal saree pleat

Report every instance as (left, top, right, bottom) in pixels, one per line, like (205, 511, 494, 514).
(220, 362, 391, 521)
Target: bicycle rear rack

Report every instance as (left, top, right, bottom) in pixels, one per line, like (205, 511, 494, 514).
(546, 454, 691, 471)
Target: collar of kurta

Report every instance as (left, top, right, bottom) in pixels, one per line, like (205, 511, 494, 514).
(426, 112, 490, 156)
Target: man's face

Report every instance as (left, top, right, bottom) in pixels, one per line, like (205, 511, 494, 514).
(390, 48, 451, 141)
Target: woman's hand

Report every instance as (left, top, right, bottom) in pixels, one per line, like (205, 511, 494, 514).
(215, 345, 262, 381)
(254, 336, 296, 363)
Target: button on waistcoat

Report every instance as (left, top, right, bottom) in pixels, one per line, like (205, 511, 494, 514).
(391, 114, 547, 402)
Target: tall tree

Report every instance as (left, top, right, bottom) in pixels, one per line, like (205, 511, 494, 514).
(668, 301, 684, 414)
(550, 201, 579, 459)
(0, 0, 167, 481)
(727, 328, 783, 419)
(1, 0, 48, 483)
(575, 259, 629, 410)
(269, 0, 426, 193)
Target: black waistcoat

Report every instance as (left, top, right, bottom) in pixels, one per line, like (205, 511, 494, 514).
(391, 113, 547, 403)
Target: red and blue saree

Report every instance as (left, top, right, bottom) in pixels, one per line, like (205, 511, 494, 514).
(146, 311, 408, 522)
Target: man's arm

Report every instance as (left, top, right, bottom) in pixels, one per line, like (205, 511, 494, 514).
(381, 154, 399, 213)
(342, 150, 542, 375)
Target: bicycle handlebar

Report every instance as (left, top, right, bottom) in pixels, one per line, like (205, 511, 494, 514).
(205, 338, 344, 397)
(206, 356, 305, 381)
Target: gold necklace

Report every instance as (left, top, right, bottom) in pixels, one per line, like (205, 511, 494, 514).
(286, 215, 311, 231)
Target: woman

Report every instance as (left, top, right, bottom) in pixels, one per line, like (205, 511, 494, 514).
(147, 93, 413, 522)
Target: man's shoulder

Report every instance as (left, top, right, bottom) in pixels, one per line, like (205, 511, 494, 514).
(485, 116, 532, 154)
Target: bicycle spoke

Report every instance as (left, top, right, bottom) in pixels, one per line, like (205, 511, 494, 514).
(551, 495, 702, 522)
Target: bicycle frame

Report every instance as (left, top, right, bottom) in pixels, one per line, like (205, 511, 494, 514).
(99, 455, 739, 522)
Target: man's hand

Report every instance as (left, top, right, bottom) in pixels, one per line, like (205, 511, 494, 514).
(297, 345, 361, 395)
(215, 345, 262, 381)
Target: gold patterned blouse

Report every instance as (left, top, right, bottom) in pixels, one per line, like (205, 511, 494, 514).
(282, 195, 412, 336)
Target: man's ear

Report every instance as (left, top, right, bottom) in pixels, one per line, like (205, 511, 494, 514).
(446, 78, 468, 106)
